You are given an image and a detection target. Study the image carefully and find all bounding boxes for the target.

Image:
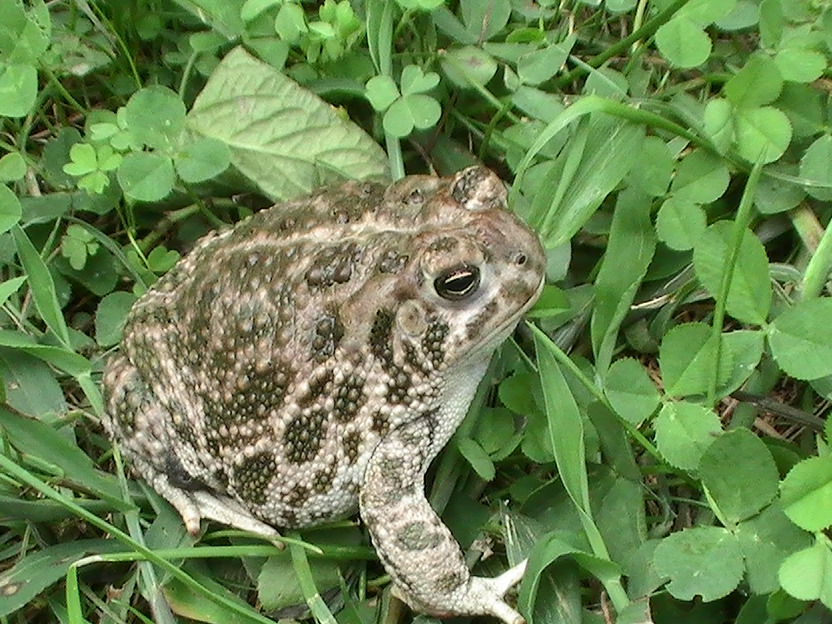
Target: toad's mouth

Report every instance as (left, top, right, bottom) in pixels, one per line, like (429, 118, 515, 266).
(458, 276, 546, 364)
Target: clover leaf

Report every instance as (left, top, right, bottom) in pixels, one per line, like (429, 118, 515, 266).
(365, 65, 441, 138)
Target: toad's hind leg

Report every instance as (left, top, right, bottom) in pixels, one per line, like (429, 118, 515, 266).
(104, 354, 279, 539)
(358, 416, 526, 624)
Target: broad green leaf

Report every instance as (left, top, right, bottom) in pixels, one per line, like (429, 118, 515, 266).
(401, 93, 442, 129)
(779, 539, 832, 608)
(124, 86, 186, 151)
(95, 291, 137, 347)
(188, 47, 388, 200)
(534, 331, 590, 515)
(0, 540, 124, 617)
(736, 504, 812, 595)
(169, 0, 245, 38)
(703, 98, 735, 152)
(240, 0, 281, 21)
(174, 136, 231, 183)
(670, 149, 730, 204)
(734, 105, 792, 163)
(517, 39, 574, 85)
(769, 298, 832, 380)
(457, 437, 496, 481)
(0, 1, 50, 63)
(780, 83, 824, 139)
(603, 358, 660, 425)
(774, 48, 826, 83)
(724, 54, 783, 108)
(627, 135, 673, 196)
(716, 0, 760, 30)
(399, 65, 439, 96)
(780, 456, 832, 532)
(365, 75, 399, 111)
(800, 134, 832, 200)
(526, 285, 570, 319)
(0, 405, 122, 500)
(659, 323, 732, 398)
(0, 152, 26, 181)
(591, 188, 656, 374)
(699, 428, 779, 524)
(0, 63, 37, 118)
(440, 46, 498, 88)
(0, 329, 90, 376)
(654, 402, 723, 471)
(117, 152, 175, 202)
(529, 115, 644, 247)
(474, 408, 520, 458)
(508, 87, 566, 124)
(656, 197, 706, 251)
(519, 533, 618, 616)
(719, 330, 765, 396)
(273, 2, 307, 42)
(11, 226, 70, 346)
(676, 0, 737, 25)
(758, 0, 784, 47)
(754, 168, 805, 214)
(384, 97, 415, 137)
(655, 17, 711, 69)
(0, 275, 25, 307)
(460, 0, 511, 40)
(653, 526, 744, 601)
(692, 220, 772, 325)
(0, 350, 65, 415)
(606, 0, 638, 11)
(0, 184, 22, 233)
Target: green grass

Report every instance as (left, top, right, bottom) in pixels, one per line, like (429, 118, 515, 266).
(1, 0, 832, 623)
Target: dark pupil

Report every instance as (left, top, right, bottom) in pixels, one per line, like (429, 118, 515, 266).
(435, 265, 481, 301)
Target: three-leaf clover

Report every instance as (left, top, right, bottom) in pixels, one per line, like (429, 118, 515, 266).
(89, 108, 142, 152)
(366, 65, 441, 138)
(62, 143, 122, 194)
(61, 224, 100, 270)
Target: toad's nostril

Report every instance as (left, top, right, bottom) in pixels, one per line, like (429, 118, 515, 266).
(514, 253, 528, 266)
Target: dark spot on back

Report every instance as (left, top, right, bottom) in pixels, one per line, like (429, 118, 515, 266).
(342, 430, 362, 463)
(377, 249, 409, 274)
(284, 408, 327, 463)
(427, 237, 458, 253)
(371, 410, 390, 435)
(204, 360, 292, 433)
(311, 313, 344, 362)
(386, 364, 412, 405)
(285, 484, 310, 507)
(299, 370, 334, 407)
(233, 452, 277, 505)
(313, 463, 337, 493)
(370, 308, 395, 368)
(306, 243, 360, 288)
(423, 317, 449, 369)
(334, 374, 366, 422)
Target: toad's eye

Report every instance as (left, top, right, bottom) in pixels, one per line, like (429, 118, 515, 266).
(434, 265, 481, 301)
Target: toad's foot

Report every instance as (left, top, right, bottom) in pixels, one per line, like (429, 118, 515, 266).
(360, 416, 526, 624)
(150, 474, 282, 542)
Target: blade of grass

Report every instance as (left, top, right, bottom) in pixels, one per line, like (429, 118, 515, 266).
(0, 451, 279, 624)
(12, 225, 70, 348)
(509, 96, 726, 214)
(706, 157, 764, 406)
(531, 327, 630, 612)
(288, 532, 339, 624)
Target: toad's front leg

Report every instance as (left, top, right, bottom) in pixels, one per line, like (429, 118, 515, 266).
(359, 415, 526, 624)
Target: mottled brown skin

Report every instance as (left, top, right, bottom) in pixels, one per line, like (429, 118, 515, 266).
(103, 167, 546, 624)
